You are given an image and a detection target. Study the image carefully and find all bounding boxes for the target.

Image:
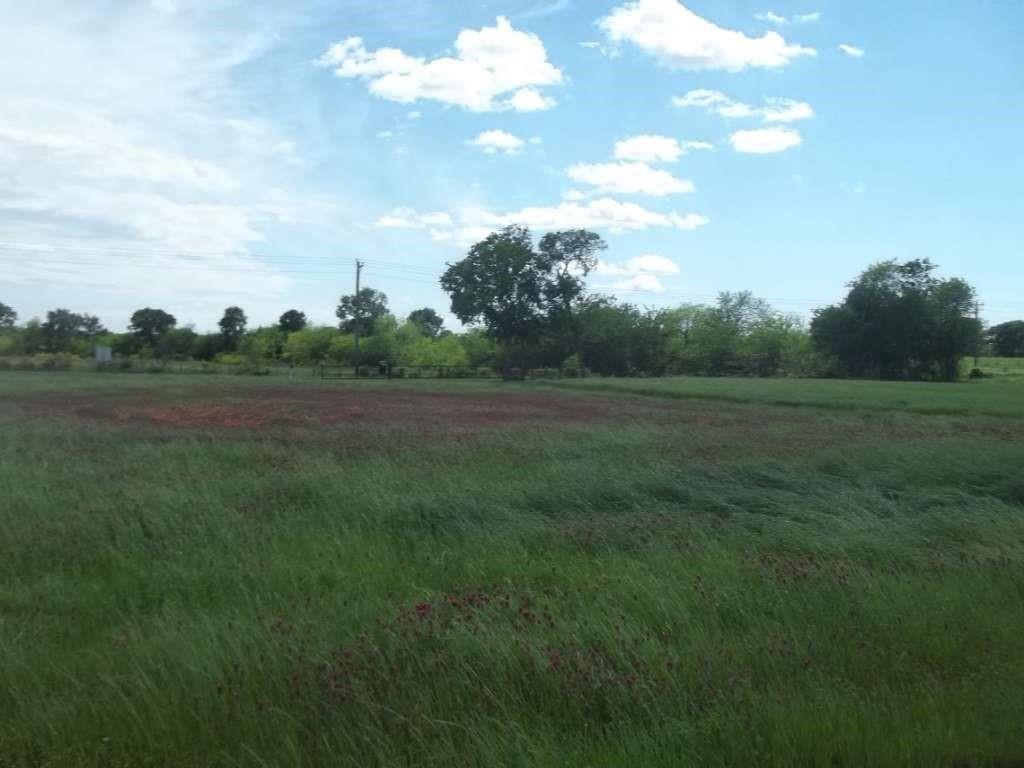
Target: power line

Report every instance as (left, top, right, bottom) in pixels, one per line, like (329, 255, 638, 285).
(2, 242, 1022, 314)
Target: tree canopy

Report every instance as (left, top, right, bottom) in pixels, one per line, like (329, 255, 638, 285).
(440, 225, 605, 365)
(988, 321, 1024, 357)
(811, 259, 981, 381)
(407, 308, 444, 338)
(278, 309, 308, 334)
(0, 302, 16, 329)
(336, 288, 389, 337)
(218, 306, 248, 350)
(39, 309, 106, 352)
(129, 308, 177, 348)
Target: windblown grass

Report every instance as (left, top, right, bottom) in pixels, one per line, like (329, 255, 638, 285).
(1, 372, 1022, 766)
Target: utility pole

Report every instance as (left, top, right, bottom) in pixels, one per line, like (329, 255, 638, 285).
(974, 300, 981, 369)
(353, 259, 364, 377)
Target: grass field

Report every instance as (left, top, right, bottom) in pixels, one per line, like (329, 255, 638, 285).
(2, 371, 1024, 767)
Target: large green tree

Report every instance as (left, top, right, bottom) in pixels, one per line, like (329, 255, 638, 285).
(218, 306, 248, 351)
(987, 321, 1024, 357)
(0, 302, 16, 329)
(811, 259, 981, 381)
(336, 288, 388, 336)
(440, 225, 605, 367)
(41, 309, 106, 352)
(278, 309, 308, 333)
(407, 308, 444, 338)
(129, 308, 177, 349)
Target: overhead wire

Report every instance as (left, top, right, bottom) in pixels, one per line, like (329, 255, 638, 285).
(1, 241, 1021, 314)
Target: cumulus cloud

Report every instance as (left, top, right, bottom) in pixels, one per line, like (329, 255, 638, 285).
(596, 253, 684, 294)
(598, 0, 816, 71)
(567, 161, 694, 196)
(317, 17, 564, 112)
(470, 129, 526, 155)
(730, 127, 802, 154)
(673, 89, 813, 123)
(754, 11, 820, 25)
(613, 134, 713, 163)
(465, 198, 707, 237)
(598, 253, 680, 276)
(371, 200, 708, 246)
(613, 273, 667, 292)
(506, 87, 557, 111)
(838, 43, 865, 58)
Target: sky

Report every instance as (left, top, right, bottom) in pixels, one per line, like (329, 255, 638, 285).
(0, 0, 1021, 332)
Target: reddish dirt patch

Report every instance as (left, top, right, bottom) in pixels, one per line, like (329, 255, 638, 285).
(15, 388, 637, 431)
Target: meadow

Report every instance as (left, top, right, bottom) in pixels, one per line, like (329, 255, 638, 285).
(1, 370, 1023, 767)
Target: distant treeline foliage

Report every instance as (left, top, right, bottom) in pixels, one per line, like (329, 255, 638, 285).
(0, 228, 1000, 380)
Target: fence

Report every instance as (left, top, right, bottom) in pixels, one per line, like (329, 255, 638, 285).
(0, 355, 589, 380)
(318, 364, 497, 380)
(317, 364, 590, 381)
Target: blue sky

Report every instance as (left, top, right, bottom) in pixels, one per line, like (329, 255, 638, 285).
(1, 0, 1021, 331)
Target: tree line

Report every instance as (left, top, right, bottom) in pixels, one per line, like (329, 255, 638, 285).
(0, 226, 1009, 380)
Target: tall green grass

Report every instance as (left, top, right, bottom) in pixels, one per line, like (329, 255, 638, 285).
(550, 369, 1024, 418)
(1, 373, 1023, 766)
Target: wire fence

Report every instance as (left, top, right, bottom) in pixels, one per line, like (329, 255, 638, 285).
(0, 356, 591, 381)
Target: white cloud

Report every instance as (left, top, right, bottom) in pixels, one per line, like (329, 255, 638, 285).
(760, 98, 814, 123)
(598, 0, 816, 71)
(406, 110, 422, 120)
(464, 198, 707, 236)
(673, 89, 813, 123)
(668, 212, 710, 230)
(470, 129, 526, 155)
(627, 253, 680, 274)
(579, 40, 621, 58)
(730, 127, 802, 154)
(374, 199, 708, 247)
(681, 140, 716, 152)
(838, 43, 865, 58)
(754, 11, 820, 25)
(318, 17, 564, 112)
(374, 207, 453, 229)
(597, 253, 682, 293)
(614, 273, 667, 293)
(376, 130, 394, 139)
(598, 253, 680, 276)
(613, 134, 712, 163)
(567, 161, 695, 196)
(506, 87, 557, 112)
(0, 2, 330, 327)
(562, 189, 587, 201)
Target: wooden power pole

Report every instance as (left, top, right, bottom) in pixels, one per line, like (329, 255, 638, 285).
(353, 259, 364, 376)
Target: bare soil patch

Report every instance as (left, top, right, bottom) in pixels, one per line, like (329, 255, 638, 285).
(10, 387, 645, 431)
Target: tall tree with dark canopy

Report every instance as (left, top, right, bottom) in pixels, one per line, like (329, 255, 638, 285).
(407, 307, 444, 338)
(336, 288, 388, 336)
(278, 309, 308, 333)
(41, 309, 106, 352)
(0, 302, 16, 329)
(218, 306, 248, 350)
(988, 321, 1024, 357)
(129, 308, 177, 349)
(811, 259, 981, 381)
(440, 225, 604, 367)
